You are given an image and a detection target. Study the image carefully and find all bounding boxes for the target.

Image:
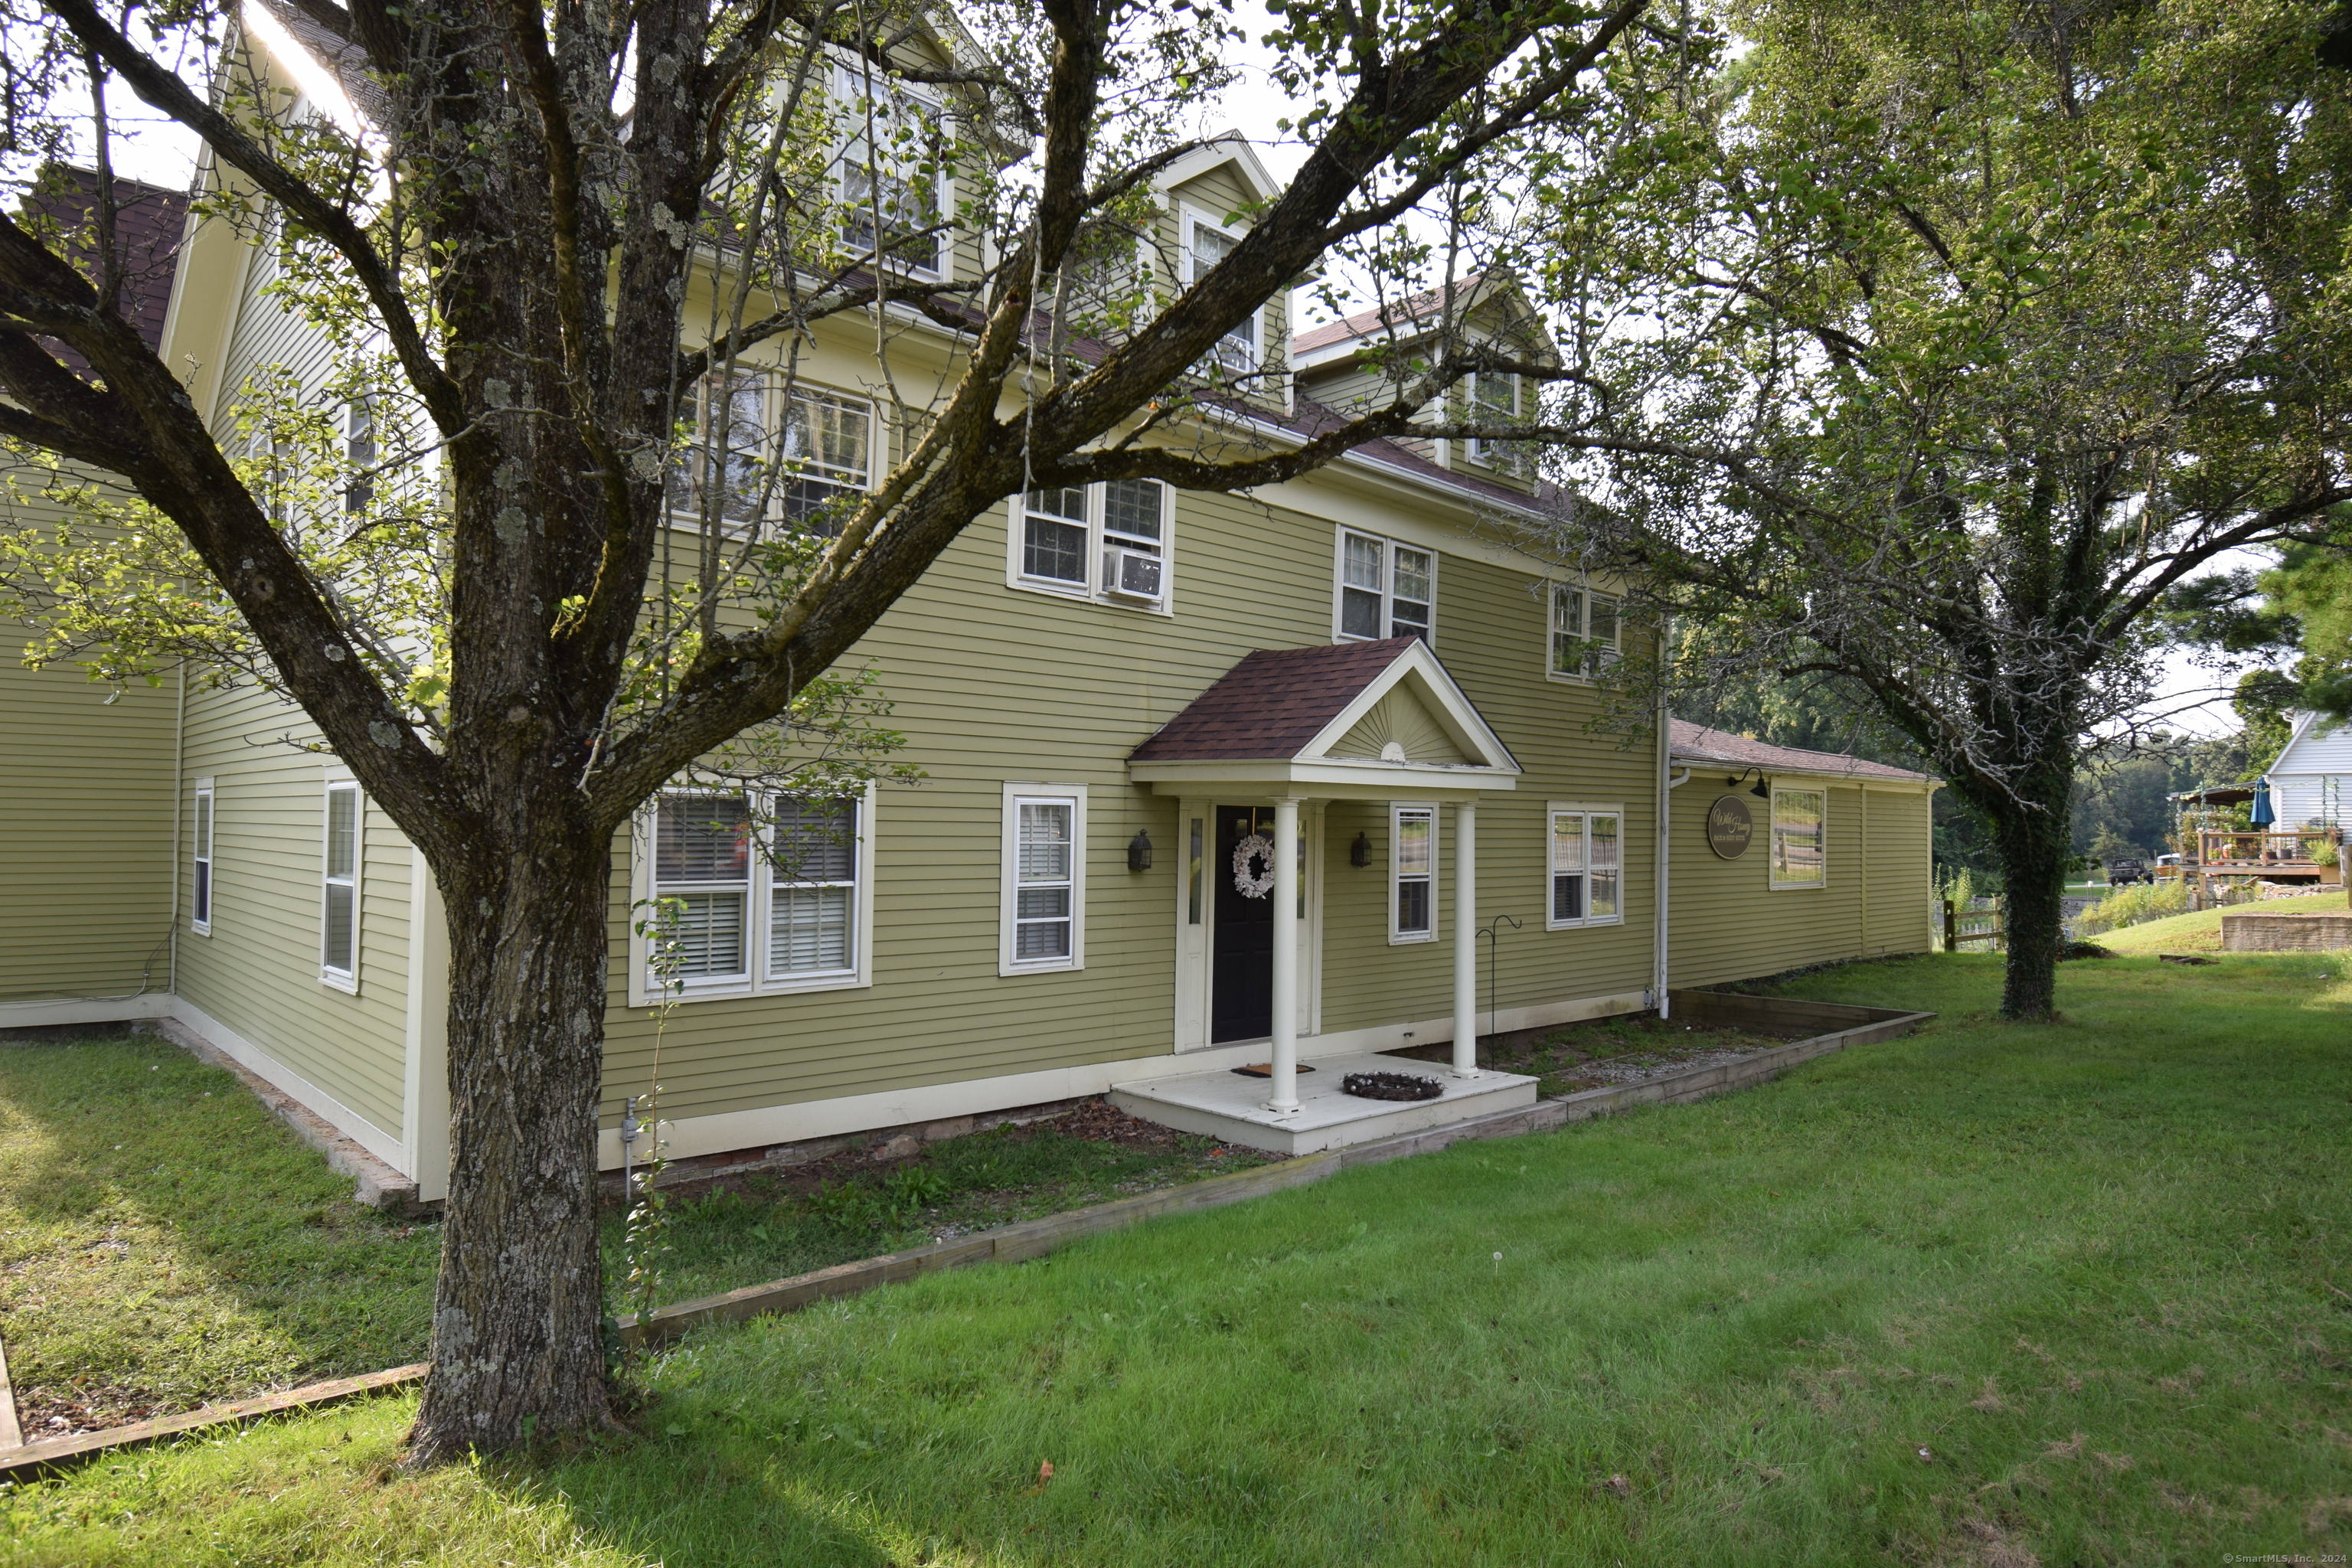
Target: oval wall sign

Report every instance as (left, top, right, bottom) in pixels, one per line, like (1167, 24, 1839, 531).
(1706, 795, 1754, 859)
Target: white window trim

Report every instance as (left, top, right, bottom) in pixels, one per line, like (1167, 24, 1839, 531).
(319, 778, 362, 994)
(1769, 784, 1829, 890)
(1544, 800, 1625, 930)
(1002, 481, 1176, 616)
(833, 62, 952, 282)
(1180, 206, 1263, 375)
(1388, 802, 1438, 946)
(1000, 781, 1088, 975)
(1462, 370, 1519, 468)
(1545, 579, 1622, 684)
(627, 782, 880, 1008)
(666, 373, 878, 533)
(190, 776, 214, 936)
(1332, 527, 1439, 647)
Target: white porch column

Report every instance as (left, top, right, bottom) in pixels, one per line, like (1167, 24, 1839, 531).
(1266, 797, 1302, 1114)
(1453, 799, 1479, 1076)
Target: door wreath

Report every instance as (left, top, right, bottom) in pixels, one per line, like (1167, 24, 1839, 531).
(1231, 832, 1277, 899)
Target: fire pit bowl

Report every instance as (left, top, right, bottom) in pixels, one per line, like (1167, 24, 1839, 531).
(1340, 1070, 1444, 1102)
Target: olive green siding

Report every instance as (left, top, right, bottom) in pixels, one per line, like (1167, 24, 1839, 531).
(596, 490, 1660, 1132)
(174, 681, 412, 1140)
(0, 626, 177, 1003)
(1668, 782, 1934, 991)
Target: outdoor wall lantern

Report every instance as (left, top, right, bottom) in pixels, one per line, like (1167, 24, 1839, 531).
(1351, 831, 1373, 867)
(1725, 767, 1772, 799)
(1127, 830, 1154, 871)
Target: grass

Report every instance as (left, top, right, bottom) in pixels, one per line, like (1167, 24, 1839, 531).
(0, 1033, 440, 1436)
(636, 1114, 1272, 1305)
(2097, 887, 2347, 955)
(0, 1036, 1263, 1436)
(7, 951, 2349, 1566)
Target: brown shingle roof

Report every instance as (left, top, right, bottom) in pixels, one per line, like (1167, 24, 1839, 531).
(1670, 720, 1933, 782)
(18, 168, 188, 377)
(1130, 639, 1423, 762)
(1292, 278, 1484, 355)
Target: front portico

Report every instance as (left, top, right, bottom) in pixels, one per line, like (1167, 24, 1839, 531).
(1116, 638, 1537, 1148)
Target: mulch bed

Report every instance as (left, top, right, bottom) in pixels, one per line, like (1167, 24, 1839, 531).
(1429, 1011, 1804, 1099)
(608, 1099, 1218, 1210)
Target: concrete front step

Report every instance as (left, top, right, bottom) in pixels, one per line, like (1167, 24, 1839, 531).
(1109, 1051, 1539, 1155)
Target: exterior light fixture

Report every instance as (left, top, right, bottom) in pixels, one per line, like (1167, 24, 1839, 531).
(1127, 830, 1154, 871)
(1351, 831, 1373, 867)
(1750, 776, 1771, 799)
(1726, 766, 1772, 799)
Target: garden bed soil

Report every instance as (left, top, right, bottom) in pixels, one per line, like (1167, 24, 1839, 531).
(1392, 1011, 1801, 1099)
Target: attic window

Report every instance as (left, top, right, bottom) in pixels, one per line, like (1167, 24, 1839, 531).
(836, 66, 945, 276)
(1464, 371, 1526, 473)
(1184, 212, 1259, 376)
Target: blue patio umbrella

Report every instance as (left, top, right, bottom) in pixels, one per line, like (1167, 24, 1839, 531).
(2250, 777, 2275, 827)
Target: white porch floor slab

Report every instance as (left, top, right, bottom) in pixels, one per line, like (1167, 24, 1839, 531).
(1109, 1051, 1540, 1156)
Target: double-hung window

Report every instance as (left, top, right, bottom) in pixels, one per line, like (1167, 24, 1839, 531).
(1770, 787, 1827, 888)
(191, 780, 214, 933)
(776, 387, 873, 529)
(1012, 479, 1170, 609)
(1001, 785, 1086, 973)
(1183, 213, 1258, 376)
(1548, 806, 1622, 928)
(837, 66, 945, 276)
(642, 787, 874, 1001)
(768, 797, 861, 976)
(671, 374, 874, 535)
(321, 781, 361, 990)
(342, 398, 375, 516)
(1336, 529, 1435, 644)
(1550, 583, 1620, 678)
(652, 792, 753, 988)
(1391, 805, 1436, 942)
(1463, 371, 1524, 472)
(670, 373, 772, 533)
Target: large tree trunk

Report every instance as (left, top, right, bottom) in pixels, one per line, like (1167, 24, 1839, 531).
(408, 801, 616, 1464)
(1986, 762, 2076, 1021)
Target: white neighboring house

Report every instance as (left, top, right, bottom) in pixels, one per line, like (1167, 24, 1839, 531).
(2262, 711, 2352, 832)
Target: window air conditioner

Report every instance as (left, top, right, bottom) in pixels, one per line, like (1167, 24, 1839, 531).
(1106, 547, 1164, 602)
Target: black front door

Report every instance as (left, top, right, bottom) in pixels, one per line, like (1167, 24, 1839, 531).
(1211, 805, 1276, 1043)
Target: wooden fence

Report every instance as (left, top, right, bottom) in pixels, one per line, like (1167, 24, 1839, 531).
(1943, 897, 2004, 951)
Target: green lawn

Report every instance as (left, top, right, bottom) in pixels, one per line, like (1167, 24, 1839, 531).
(2098, 887, 2347, 955)
(6, 952, 2350, 1566)
(0, 1033, 441, 1436)
(0, 1035, 1262, 1438)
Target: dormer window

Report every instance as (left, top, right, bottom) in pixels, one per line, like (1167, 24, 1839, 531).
(1183, 211, 1258, 375)
(836, 65, 946, 277)
(1464, 370, 1525, 472)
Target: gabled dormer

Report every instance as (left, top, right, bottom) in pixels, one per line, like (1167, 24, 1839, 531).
(1290, 272, 1557, 492)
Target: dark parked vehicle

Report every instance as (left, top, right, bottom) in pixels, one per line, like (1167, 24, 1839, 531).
(2104, 858, 2151, 886)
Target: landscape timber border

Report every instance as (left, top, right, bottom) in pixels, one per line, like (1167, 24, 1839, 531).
(0, 989, 1929, 1479)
